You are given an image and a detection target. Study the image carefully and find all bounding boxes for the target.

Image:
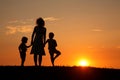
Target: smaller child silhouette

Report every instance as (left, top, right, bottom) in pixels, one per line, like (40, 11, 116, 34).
(18, 36, 31, 66)
(45, 32, 61, 66)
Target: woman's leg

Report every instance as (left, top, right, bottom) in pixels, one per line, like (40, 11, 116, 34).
(39, 55, 42, 66)
(34, 54, 37, 66)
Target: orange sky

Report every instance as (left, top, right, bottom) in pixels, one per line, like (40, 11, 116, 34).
(0, 0, 120, 68)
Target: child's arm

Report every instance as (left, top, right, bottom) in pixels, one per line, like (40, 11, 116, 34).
(26, 44, 32, 48)
(54, 40, 57, 47)
(44, 39, 48, 47)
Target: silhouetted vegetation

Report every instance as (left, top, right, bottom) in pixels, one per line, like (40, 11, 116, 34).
(0, 66, 120, 80)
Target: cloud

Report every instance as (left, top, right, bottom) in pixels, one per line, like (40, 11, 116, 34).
(5, 17, 59, 35)
(8, 20, 19, 24)
(44, 17, 59, 21)
(8, 19, 34, 24)
(6, 25, 33, 35)
(6, 26, 17, 34)
(6, 18, 34, 35)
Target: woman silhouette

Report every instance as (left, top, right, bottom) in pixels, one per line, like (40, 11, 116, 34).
(30, 17, 46, 66)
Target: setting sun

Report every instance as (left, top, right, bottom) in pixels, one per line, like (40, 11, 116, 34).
(79, 59, 89, 67)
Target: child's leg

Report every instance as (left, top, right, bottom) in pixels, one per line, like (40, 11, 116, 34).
(20, 54, 23, 66)
(21, 53, 26, 66)
(50, 53, 54, 66)
(54, 50, 61, 60)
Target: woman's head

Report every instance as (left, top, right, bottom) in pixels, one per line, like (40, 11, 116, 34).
(36, 17, 45, 26)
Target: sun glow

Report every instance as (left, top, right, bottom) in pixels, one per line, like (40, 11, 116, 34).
(78, 59, 89, 67)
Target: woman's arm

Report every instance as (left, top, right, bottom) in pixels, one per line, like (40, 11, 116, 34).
(31, 27, 36, 45)
(43, 28, 46, 44)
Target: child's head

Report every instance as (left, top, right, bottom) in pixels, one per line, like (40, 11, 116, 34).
(49, 32, 54, 39)
(21, 36, 28, 43)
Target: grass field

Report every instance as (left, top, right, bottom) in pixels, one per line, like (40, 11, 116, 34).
(0, 66, 120, 80)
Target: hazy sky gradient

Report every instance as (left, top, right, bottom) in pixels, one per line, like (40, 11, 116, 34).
(0, 0, 120, 68)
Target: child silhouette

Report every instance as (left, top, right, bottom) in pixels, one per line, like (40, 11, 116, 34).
(45, 32, 61, 66)
(18, 36, 31, 66)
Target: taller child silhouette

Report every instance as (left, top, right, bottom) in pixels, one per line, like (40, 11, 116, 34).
(45, 32, 61, 66)
(30, 17, 46, 66)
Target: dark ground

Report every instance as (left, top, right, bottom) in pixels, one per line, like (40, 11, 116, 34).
(0, 66, 120, 80)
